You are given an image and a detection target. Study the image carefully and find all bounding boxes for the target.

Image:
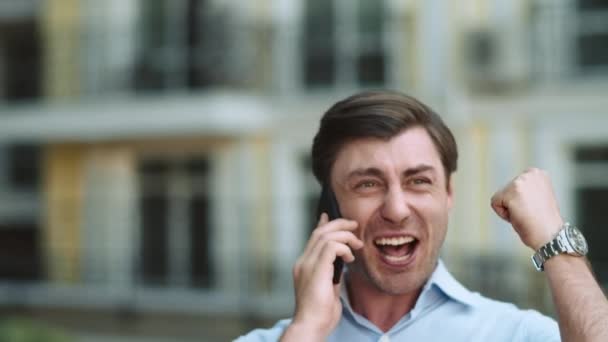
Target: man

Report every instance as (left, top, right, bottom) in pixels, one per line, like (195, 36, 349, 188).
(236, 91, 608, 341)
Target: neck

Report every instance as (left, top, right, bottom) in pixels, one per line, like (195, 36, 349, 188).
(345, 272, 423, 332)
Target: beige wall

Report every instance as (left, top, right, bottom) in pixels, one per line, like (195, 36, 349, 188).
(44, 143, 86, 283)
(43, 0, 81, 99)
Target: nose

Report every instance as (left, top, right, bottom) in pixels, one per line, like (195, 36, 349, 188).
(380, 187, 411, 225)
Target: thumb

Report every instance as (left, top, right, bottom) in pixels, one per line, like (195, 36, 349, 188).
(493, 204, 511, 222)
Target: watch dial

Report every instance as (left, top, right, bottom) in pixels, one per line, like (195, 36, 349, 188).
(566, 225, 588, 255)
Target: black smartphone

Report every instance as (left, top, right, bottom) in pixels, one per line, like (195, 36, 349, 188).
(317, 185, 345, 284)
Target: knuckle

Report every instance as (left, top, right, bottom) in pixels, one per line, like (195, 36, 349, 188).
(324, 241, 342, 255)
(317, 231, 331, 244)
(311, 229, 322, 239)
(513, 177, 524, 188)
(325, 240, 338, 250)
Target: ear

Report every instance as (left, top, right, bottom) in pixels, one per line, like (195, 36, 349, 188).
(446, 174, 454, 210)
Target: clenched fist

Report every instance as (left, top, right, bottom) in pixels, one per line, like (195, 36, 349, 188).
(491, 168, 564, 250)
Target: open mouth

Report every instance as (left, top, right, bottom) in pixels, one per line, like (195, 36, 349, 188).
(374, 235, 418, 265)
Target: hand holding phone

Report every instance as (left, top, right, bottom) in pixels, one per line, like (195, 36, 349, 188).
(287, 186, 361, 337)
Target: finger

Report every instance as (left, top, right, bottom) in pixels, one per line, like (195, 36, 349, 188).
(493, 204, 511, 222)
(298, 241, 355, 284)
(301, 213, 335, 257)
(491, 190, 511, 222)
(306, 212, 330, 254)
(305, 219, 358, 255)
(318, 212, 328, 226)
(318, 241, 356, 265)
(321, 230, 363, 249)
(307, 230, 363, 262)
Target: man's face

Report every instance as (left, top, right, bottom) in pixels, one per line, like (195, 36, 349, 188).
(331, 127, 453, 295)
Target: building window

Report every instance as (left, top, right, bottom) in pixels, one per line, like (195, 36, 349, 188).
(0, 17, 41, 102)
(6, 144, 41, 191)
(301, 0, 387, 89)
(138, 157, 213, 288)
(574, 145, 608, 287)
(133, 0, 233, 91)
(576, 0, 608, 72)
(0, 221, 41, 281)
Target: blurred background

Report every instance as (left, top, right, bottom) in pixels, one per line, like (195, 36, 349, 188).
(0, 0, 607, 340)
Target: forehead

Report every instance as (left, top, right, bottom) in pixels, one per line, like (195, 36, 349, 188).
(331, 127, 444, 180)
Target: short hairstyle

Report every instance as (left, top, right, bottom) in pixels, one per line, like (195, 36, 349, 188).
(311, 90, 458, 185)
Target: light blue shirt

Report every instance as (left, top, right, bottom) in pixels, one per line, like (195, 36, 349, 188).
(235, 261, 560, 341)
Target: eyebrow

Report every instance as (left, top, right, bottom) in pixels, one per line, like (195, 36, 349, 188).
(346, 167, 385, 180)
(403, 164, 436, 177)
(346, 164, 436, 180)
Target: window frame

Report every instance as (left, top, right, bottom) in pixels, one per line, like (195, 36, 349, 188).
(299, 0, 393, 91)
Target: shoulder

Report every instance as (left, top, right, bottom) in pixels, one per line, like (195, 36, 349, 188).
(470, 294, 560, 341)
(233, 319, 292, 342)
(430, 262, 559, 340)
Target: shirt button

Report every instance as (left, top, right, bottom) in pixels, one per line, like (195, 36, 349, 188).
(378, 334, 390, 342)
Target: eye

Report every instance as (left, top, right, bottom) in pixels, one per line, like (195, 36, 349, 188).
(356, 180, 378, 189)
(410, 178, 431, 186)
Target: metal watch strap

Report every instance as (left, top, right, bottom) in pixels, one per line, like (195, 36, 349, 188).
(531, 235, 566, 271)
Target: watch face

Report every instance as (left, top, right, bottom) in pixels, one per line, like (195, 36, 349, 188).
(566, 225, 588, 255)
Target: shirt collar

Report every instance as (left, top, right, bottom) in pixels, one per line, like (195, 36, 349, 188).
(425, 259, 478, 308)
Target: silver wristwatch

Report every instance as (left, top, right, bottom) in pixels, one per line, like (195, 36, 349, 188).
(531, 222, 588, 271)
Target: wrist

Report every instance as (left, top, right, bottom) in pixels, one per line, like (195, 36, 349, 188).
(530, 217, 564, 251)
(531, 222, 588, 271)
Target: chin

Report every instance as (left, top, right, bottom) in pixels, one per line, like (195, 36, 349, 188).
(353, 254, 436, 296)
(370, 268, 429, 296)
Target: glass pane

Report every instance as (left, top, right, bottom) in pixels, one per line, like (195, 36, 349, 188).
(575, 146, 608, 162)
(187, 156, 211, 288)
(140, 195, 169, 286)
(358, 0, 383, 36)
(304, 55, 336, 86)
(0, 222, 41, 281)
(304, 0, 334, 38)
(576, 187, 608, 286)
(7, 144, 41, 191)
(0, 19, 41, 102)
(186, 157, 210, 175)
(578, 0, 608, 10)
(357, 0, 385, 85)
(578, 33, 608, 68)
(357, 52, 386, 85)
(134, 0, 168, 90)
(139, 160, 170, 286)
(186, 0, 206, 89)
(302, 0, 335, 87)
(190, 195, 211, 288)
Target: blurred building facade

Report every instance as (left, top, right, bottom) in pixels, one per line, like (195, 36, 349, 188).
(1, 0, 608, 340)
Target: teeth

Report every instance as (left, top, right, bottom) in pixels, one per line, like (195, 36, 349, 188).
(385, 254, 409, 262)
(374, 236, 415, 246)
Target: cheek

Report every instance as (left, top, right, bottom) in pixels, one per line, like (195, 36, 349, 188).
(417, 194, 450, 226)
(341, 197, 383, 234)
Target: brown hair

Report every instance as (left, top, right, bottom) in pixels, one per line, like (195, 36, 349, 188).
(311, 90, 458, 184)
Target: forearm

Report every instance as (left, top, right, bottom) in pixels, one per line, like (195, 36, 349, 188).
(544, 256, 608, 342)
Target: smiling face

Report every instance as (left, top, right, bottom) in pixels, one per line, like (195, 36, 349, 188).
(331, 126, 453, 295)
